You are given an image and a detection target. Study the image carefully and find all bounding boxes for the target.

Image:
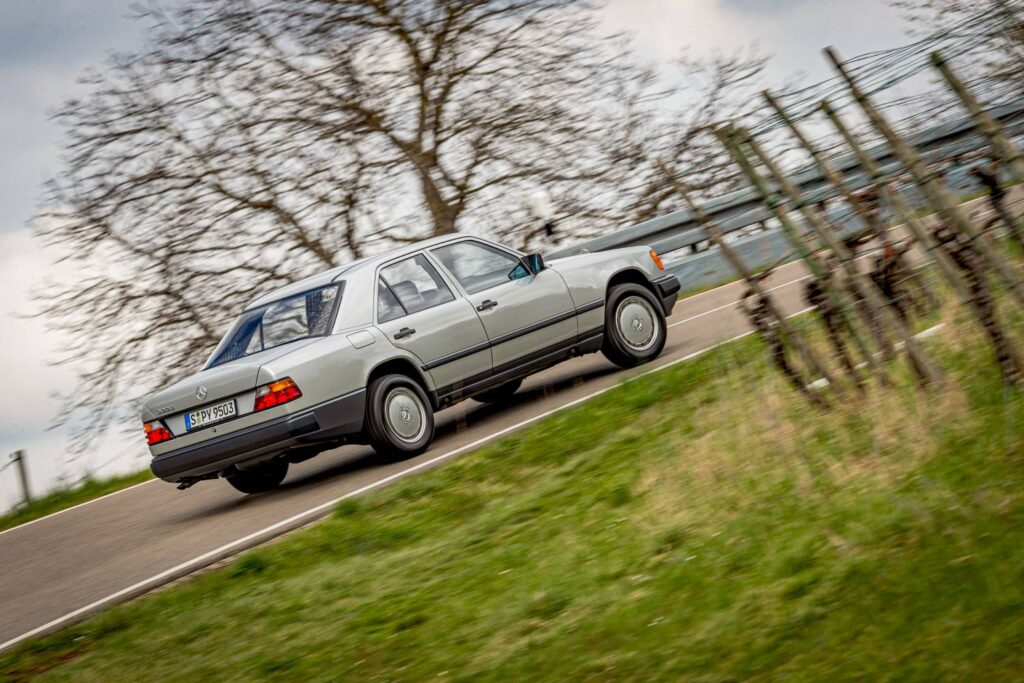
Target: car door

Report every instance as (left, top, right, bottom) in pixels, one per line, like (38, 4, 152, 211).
(429, 239, 576, 370)
(375, 253, 491, 395)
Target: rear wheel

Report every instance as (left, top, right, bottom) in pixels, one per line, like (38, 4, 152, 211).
(601, 283, 667, 368)
(472, 378, 523, 404)
(366, 373, 435, 461)
(225, 459, 288, 494)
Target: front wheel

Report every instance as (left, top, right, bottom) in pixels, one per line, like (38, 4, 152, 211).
(601, 283, 667, 368)
(365, 374, 435, 461)
(226, 458, 289, 494)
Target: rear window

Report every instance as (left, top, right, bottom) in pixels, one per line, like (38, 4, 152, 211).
(207, 285, 342, 368)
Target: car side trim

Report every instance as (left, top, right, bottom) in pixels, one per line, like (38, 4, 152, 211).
(433, 326, 604, 403)
(421, 340, 492, 371)
(575, 300, 604, 315)
(421, 299, 604, 372)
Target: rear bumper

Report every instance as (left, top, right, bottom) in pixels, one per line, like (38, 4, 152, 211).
(150, 389, 366, 482)
(653, 274, 681, 315)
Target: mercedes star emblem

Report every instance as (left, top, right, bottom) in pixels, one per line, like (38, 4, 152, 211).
(195, 385, 208, 401)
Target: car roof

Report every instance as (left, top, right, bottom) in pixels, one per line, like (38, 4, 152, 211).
(243, 233, 480, 310)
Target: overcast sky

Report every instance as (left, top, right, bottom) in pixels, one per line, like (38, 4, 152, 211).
(0, 0, 912, 510)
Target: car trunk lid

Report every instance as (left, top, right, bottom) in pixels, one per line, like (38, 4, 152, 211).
(142, 339, 316, 419)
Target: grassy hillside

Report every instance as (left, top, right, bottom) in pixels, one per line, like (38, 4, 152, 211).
(4, 312, 1024, 681)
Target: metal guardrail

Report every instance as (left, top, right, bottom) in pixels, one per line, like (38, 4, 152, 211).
(549, 101, 1024, 291)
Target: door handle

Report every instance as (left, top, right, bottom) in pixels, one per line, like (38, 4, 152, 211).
(394, 327, 416, 340)
(476, 299, 498, 311)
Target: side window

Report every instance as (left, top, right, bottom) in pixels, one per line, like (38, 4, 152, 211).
(378, 254, 455, 318)
(431, 241, 522, 294)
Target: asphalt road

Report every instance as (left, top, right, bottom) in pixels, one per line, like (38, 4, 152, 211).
(0, 257, 847, 650)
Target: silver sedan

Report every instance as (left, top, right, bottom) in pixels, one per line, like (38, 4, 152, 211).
(141, 235, 680, 493)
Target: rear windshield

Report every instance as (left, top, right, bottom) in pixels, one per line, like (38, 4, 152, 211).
(207, 284, 342, 368)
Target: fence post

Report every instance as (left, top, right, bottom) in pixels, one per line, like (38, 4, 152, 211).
(763, 90, 968, 302)
(815, 99, 971, 302)
(11, 450, 32, 506)
(824, 46, 1024, 309)
(931, 51, 1024, 182)
(658, 159, 838, 403)
(738, 128, 943, 385)
(716, 126, 886, 389)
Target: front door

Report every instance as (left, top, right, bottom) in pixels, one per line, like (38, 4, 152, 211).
(375, 253, 491, 394)
(429, 240, 577, 370)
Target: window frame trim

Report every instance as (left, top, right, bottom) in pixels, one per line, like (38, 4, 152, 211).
(427, 238, 526, 296)
(373, 251, 459, 325)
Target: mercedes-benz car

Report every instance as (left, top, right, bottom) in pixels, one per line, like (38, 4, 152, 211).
(142, 235, 680, 493)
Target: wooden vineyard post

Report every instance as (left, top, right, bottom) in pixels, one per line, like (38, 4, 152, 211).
(763, 90, 967, 304)
(815, 99, 971, 302)
(825, 46, 1024, 309)
(931, 52, 1024, 182)
(715, 127, 881, 391)
(931, 51, 1024, 247)
(658, 159, 840, 404)
(737, 128, 943, 385)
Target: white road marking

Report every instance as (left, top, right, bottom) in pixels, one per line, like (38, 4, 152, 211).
(0, 479, 156, 540)
(0, 323, 766, 653)
(669, 274, 813, 328)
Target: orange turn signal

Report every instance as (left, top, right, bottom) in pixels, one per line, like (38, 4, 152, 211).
(649, 249, 665, 271)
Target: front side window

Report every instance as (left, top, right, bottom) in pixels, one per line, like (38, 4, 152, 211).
(431, 241, 522, 294)
(207, 285, 341, 368)
(378, 254, 455, 319)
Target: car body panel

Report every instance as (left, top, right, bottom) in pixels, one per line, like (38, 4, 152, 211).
(377, 297, 491, 392)
(142, 234, 679, 484)
(462, 269, 578, 369)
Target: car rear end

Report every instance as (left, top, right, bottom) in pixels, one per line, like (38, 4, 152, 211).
(141, 283, 367, 486)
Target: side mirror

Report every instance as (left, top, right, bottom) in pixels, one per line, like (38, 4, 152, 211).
(524, 253, 545, 273)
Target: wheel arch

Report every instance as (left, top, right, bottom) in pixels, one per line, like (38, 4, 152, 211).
(606, 267, 658, 301)
(366, 357, 437, 410)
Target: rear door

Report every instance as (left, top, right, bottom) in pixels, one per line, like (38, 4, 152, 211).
(429, 239, 576, 370)
(374, 253, 491, 395)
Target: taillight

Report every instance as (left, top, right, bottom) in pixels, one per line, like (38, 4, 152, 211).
(254, 377, 302, 412)
(144, 422, 173, 446)
(649, 249, 665, 271)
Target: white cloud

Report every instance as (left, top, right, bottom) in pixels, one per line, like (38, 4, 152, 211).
(601, 0, 910, 86)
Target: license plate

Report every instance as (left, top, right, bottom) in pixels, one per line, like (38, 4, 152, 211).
(184, 399, 237, 430)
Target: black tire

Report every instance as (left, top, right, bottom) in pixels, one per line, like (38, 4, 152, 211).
(471, 378, 523, 404)
(365, 373, 435, 461)
(601, 283, 667, 368)
(226, 458, 289, 494)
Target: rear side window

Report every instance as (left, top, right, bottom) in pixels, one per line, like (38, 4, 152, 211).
(431, 241, 520, 294)
(207, 285, 341, 368)
(378, 254, 454, 319)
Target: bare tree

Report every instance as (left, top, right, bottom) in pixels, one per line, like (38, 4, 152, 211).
(624, 48, 770, 223)
(889, 0, 1024, 95)
(35, 0, 769, 449)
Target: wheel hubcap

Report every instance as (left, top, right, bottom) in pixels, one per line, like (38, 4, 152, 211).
(385, 387, 426, 443)
(616, 296, 659, 351)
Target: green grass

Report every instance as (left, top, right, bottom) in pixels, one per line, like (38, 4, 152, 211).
(4, 306, 1024, 682)
(0, 470, 152, 533)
